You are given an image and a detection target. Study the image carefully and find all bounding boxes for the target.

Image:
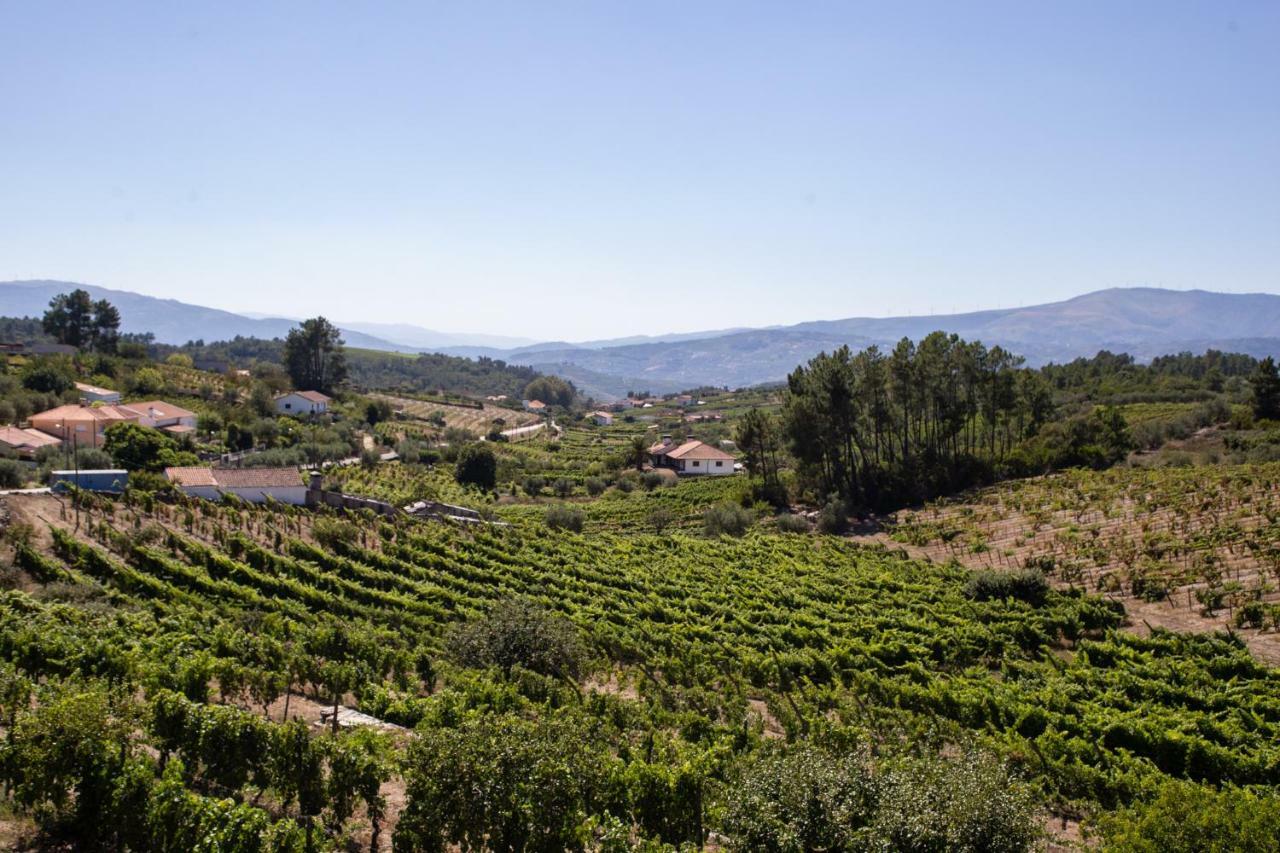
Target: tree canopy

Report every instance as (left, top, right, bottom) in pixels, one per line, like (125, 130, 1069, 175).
(453, 443, 497, 491)
(282, 317, 347, 394)
(103, 422, 198, 472)
(782, 333, 1054, 510)
(1249, 357, 1280, 421)
(522, 375, 575, 408)
(41, 289, 121, 353)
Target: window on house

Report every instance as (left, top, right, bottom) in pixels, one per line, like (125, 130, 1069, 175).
(692, 460, 700, 467)
(715, 461, 723, 467)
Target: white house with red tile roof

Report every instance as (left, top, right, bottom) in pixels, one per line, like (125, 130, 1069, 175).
(165, 466, 308, 504)
(648, 436, 736, 476)
(275, 390, 331, 416)
(591, 411, 614, 426)
(522, 399, 547, 413)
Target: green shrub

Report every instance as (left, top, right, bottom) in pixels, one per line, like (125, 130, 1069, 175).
(1234, 601, 1266, 629)
(648, 507, 675, 534)
(445, 599, 587, 680)
(396, 712, 606, 852)
(724, 746, 1036, 853)
(965, 568, 1049, 606)
(774, 513, 811, 534)
(0, 459, 27, 489)
(703, 503, 752, 538)
(723, 744, 876, 851)
(869, 751, 1038, 853)
(454, 444, 496, 491)
(544, 505, 584, 533)
(816, 498, 849, 534)
(1092, 779, 1280, 852)
(314, 518, 360, 549)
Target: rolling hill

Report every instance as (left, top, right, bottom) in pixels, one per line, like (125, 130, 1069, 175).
(5, 280, 1279, 398)
(489, 288, 1280, 394)
(0, 280, 523, 354)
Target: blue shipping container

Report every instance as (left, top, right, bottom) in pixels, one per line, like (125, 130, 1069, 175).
(49, 470, 129, 493)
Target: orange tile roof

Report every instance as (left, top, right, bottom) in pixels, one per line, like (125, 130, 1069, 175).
(663, 440, 735, 461)
(166, 466, 304, 489)
(210, 467, 304, 489)
(0, 427, 62, 449)
(164, 466, 218, 487)
(121, 400, 196, 420)
(30, 404, 138, 424)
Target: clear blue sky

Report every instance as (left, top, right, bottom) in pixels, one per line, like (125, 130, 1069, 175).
(2, 1, 1277, 340)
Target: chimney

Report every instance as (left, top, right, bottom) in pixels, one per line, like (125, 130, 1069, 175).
(661, 434, 672, 447)
(309, 470, 323, 492)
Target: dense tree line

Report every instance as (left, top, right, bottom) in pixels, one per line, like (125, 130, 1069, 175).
(0, 316, 54, 345)
(158, 336, 543, 399)
(780, 334, 1055, 509)
(1040, 349, 1258, 403)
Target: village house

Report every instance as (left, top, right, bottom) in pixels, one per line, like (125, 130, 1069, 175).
(591, 411, 614, 426)
(74, 382, 121, 405)
(523, 399, 547, 413)
(648, 436, 737, 476)
(275, 390, 331, 416)
(28, 404, 141, 448)
(0, 426, 62, 459)
(27, 399, 198, 448)
(126, 400, 198, 436)
(165, 466, 309, 505)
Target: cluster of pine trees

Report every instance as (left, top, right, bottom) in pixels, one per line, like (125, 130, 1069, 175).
(778, 333, 1056, 508)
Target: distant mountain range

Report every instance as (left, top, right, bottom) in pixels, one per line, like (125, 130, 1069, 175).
(4, 280, 1279, 398)
(0, 281, 523, 354)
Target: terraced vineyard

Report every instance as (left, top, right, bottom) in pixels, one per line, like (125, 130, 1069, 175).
(2, 490, 1278, 850)
(373, 392, 538, 435)
(867, 464, 1280, 664)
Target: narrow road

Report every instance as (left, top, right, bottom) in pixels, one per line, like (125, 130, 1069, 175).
(500, 421, 546, 440)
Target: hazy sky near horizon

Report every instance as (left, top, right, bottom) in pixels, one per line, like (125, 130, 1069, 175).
(2, 2, 1278, 341)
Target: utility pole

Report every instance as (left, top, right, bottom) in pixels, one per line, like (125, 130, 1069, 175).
(72, 431, 80, 531)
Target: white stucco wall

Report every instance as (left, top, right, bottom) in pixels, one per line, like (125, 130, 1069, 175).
(222, 485, 309, 505)
(276, 395, 326, 415)
(178, 485, 223, 501)
(681, 458, 735, 476)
